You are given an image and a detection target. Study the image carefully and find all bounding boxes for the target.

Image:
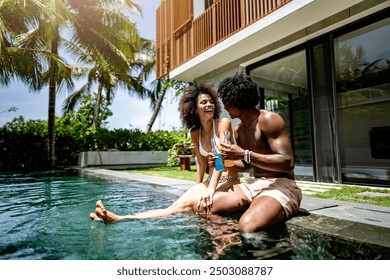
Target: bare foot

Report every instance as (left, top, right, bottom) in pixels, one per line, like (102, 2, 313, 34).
(90, 200, 123, 224)
(89, 212, 101, 221)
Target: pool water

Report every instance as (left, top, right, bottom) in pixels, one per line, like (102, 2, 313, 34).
(0, 170, 388, 260)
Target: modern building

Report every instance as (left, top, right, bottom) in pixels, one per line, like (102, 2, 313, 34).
(156, 0, 390, 187)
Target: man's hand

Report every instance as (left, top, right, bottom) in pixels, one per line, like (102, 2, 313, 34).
(219, 142, 245, 160)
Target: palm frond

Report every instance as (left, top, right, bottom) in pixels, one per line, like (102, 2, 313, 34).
(62, 84, 89, 113)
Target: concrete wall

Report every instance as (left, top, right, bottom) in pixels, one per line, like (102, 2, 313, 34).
(78, 151, 168, 169)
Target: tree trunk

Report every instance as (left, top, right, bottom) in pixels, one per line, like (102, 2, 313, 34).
(145, 86, 167, 133)
(48, 34, 58, 170)
(93, 82, 103, 131)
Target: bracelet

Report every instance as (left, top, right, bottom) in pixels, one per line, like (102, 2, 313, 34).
(244, 150, 251, 163)
(241, 160, 251, 169)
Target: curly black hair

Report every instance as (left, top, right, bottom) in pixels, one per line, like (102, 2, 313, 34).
(178, 81, 221, 129)
(217, 72, 260, 109)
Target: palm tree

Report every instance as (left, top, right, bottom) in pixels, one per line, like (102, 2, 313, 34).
(2, 0, 156, 168)
(24, 0, 74, 169)
(0, 0, 57, 89)
(63, 0, 155, 130)
(1, 0, 75, 169)
(145, 78, 166, 133)
(145, 78, 188, 133)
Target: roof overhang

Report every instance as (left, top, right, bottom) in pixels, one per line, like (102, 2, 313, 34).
(170, 0, 389, 82)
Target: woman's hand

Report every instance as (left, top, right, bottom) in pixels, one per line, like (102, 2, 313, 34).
(197, 187, 216, 214)
(207, 152, 216, 168)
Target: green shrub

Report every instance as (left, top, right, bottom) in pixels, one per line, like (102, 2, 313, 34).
(0, 95, 187, 171)
(0, 117, 187, 171)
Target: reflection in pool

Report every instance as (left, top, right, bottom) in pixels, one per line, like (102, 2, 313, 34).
(0, 170, 388, 260)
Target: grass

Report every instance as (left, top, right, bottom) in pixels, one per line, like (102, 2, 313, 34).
(123, 166, 390, 207)
(309, 185, 390, 207)
(123, 166, 198, 181)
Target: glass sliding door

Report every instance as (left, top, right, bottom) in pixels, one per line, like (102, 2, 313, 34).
(334, 17, 390, 186)
(249, 50, 313, 180)
(309, 37, 341, 183)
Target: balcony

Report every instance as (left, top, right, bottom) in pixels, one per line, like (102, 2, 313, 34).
(156, 0, 293, 80)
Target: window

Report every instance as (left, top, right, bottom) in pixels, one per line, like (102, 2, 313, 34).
(249, 50, 313, 180)
(334, 17, 390, 184)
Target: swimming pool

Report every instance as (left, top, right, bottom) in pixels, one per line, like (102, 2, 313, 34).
(0, 170, 388, 260)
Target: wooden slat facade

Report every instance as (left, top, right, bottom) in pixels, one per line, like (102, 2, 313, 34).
(156, 0, 293, 79)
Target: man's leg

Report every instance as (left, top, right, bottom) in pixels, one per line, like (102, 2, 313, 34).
(238, 196, 285, 232)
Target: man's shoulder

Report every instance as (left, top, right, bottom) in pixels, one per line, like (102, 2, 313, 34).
(260, 110, 284, 124)
(260, 109, 280, 118)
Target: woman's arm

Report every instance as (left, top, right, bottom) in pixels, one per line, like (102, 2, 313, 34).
(197, 118, 236, 210)
(190, 129, 207, 184)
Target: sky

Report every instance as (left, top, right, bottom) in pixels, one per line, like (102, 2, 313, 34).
(0, 0, 182, 131)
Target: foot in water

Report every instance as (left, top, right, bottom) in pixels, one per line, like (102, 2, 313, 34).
(89, 200, 123, 224)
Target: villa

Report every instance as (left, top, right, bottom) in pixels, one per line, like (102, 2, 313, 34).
(156, 0, 390, 187)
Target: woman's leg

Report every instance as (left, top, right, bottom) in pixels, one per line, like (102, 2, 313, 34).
(90, 200, 132, 224)
(90, 182, 209, 222)
(130, 182, 208, 218)
(194, 184, 251, 214)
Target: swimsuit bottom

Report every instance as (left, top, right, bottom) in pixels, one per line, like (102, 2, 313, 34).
(238, 177, 302, 219)
(207, 175, 240, 184)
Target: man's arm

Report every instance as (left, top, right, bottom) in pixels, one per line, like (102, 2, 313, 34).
(220, 111, 294, 175)
(219, 122, 251, 172)
(249, 111, 295, 174)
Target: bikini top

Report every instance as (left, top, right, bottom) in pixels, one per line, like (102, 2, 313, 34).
(199, 120, 219, 157)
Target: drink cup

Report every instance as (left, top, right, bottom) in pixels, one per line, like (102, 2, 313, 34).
(221, 131, 234, 167)
(214, 153, 225, 171)
(223, 159, 235, 167)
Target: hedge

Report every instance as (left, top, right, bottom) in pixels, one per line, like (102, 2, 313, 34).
(0, 127, 185, 172)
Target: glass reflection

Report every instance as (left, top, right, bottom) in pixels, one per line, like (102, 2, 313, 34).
(334, 17, 390, 184)
(250, 51, 313, 180)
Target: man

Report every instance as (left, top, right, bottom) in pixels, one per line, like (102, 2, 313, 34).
(197, 72, 302, 232)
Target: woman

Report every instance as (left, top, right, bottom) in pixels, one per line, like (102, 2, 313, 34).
(90, 81, 241, 223)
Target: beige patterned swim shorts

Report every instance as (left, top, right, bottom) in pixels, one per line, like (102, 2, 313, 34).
(238, 177, 302, 218)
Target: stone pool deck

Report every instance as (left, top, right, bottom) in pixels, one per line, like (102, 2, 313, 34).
(82, 168, 390, 250)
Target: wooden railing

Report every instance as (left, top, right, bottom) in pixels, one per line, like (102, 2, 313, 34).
(157, 0, 293, 79)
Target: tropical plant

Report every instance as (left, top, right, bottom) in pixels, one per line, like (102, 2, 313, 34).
(166, 129, 192, 166)
(2, 0, 76, 169)
(145, 78, 189, 133)
(0, 107, 18, 114)
(63, 0, 155, 131)
(0, 0, 58, 88)
(4, 116, 48, 135)
(2, 0, 150, 169)
(56, 94, 113, 147)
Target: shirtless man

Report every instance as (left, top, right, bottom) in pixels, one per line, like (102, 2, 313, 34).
(202, 72, 302, 232)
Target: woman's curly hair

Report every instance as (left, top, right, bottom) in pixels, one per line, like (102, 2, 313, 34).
(217, 72, 260, 109)
(178, 81, 221, 129)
